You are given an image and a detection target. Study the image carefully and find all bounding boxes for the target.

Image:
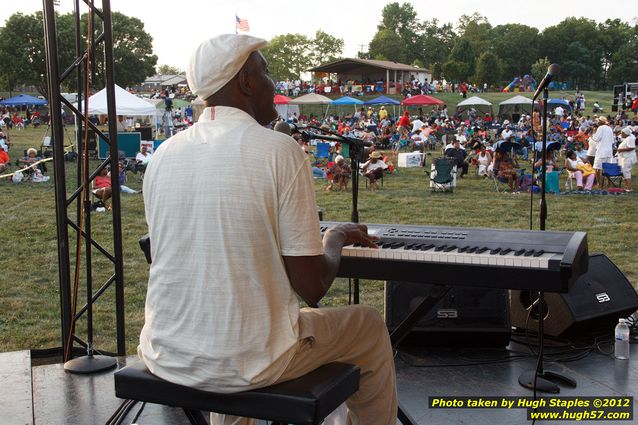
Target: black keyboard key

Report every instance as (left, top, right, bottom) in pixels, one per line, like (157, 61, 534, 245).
(390, 242, 404, 249)
(421, 244, 435, 251)
(499, 248, 512, 255)
(477, 247, 488, 254)
(444, 246, 456, 252)
(515, 249, 525, 256)
(524, 250, 534, 257)
(467, 246, 478, 253)
(457, 246, 468, 253)
(490, 248, 501, 255)
(435, 245, 447, 252)
(533, 250, 545, 257)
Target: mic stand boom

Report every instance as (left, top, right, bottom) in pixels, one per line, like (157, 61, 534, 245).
(303, 128, 418, 425)
(301, 129, 371, 301)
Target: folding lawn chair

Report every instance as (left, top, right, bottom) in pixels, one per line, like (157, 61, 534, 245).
(602, 162, 623, 188)
(426, 157, 456, 192)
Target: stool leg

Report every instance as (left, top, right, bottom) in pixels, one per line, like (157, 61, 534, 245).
(183, 408, 209, 425)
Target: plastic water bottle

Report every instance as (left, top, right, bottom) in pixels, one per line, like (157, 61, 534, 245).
(614, 319, 630, 360)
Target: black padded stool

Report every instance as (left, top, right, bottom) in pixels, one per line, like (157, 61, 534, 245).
(114, 360, 360, 425)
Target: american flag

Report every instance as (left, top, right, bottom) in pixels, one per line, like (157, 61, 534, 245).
(236, 16, 250, 32)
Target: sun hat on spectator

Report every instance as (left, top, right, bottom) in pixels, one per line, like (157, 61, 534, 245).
(186, 34, 268, 101)
(370, 151, 383, 159)
(27, 148, 37, 156)
(597, 116, 608, 124)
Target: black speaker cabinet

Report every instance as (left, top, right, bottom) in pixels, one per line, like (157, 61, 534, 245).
(385, 281, 511, 347)
(510, 254, 638, 338)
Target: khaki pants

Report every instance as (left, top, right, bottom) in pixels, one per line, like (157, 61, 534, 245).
(212, 305, 398, 425)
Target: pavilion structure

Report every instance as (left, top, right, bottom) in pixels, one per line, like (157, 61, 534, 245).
(309, 58, 431, 95)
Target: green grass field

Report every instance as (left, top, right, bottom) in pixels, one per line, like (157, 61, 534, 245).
(0, 91, 635, 355)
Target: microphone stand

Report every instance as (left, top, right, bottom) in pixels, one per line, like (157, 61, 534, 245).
(308, 127, 365, 303)
(518, 88, 576, 394)
(302, 126, 419, 425)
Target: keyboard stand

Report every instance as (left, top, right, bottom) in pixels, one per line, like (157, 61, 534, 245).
(389, 284, 452, 425)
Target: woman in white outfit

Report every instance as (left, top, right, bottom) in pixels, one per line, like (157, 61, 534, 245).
(476, 145, 492, 177)
(617, 127, 636, 192)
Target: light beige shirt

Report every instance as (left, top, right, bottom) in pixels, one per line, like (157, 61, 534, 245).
(138, 106, 323, 393)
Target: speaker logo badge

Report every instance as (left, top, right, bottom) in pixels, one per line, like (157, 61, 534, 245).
(437, 309, 458, 319)
(596, 292, 611, 303)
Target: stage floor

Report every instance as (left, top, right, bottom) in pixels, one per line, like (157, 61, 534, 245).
(2, 341, 637, 425)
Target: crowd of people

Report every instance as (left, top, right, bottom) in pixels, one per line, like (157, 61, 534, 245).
(284, 95, 637, 193)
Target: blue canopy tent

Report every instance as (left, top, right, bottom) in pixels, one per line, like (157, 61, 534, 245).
(330, 96, 364, 118)
(364, 95, 400, 120)
(0, 93, 48, 107)
(546, 98, 572, 110)
(364, 95, 400, 105)
(332, 96, 364, 105)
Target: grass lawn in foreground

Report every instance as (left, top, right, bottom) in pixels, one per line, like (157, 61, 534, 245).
(0, 107, 635, 355)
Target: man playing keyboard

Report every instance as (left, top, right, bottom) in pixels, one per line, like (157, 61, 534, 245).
(138, 34, 397, 425)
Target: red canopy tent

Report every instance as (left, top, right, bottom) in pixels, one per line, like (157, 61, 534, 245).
(401, 95, 444, 106)
(274, 94, 291, 105)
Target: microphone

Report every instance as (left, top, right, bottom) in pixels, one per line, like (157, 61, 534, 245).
(532, 64, 560, 100)
(289, 123, 307, 134)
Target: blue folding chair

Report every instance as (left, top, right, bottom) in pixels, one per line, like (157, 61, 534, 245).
(602, 162, 623, 188)
(314, 142, 330, 166)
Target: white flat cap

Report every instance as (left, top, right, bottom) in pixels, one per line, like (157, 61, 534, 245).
(186, 34, 268, 101)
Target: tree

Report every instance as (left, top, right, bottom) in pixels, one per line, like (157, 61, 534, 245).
(539, 18, 602, 89)
(474, 51, 502, 87)
(261, 34, 313, 81)
(456, 13, 492, 54)
(442, 60, 469, 84)
(368, 29, 406, 63)
(490, 24, 540, 80)
(379, 2, 420, 61)
(419, 19, 457, 77)
(107, 12, 158, 87)
(608, 35, 638, 83)
(531, 57, 551, 85)
(0, 12, 54, 96)
(368, 2, 420, 63)
(562, 41, 598, 88)
(310, 30, 344, 67)
(0, 11, 157, 95)
(598, 19, 633, 86)
(443, 37, 476, 82)
(157, 65, 182, 75)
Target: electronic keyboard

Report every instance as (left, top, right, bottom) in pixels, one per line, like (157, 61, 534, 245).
(320, 222, 588, 293)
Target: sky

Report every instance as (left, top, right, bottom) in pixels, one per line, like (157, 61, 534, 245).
(2, 0, 637, 73)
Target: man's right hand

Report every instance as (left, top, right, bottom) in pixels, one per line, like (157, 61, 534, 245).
(326, 223, 379, 248)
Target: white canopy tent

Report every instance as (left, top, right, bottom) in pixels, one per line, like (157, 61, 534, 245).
(76, 85, 160, 141)
(289, 93, 334, 120)
(456, 96, 493, 116)
(80, 85, 157, 115)
(498, 95, 537, 117)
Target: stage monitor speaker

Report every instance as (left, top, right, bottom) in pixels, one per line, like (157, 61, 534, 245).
(510, 254, 638, 338)
(385, 281, 511, 347)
